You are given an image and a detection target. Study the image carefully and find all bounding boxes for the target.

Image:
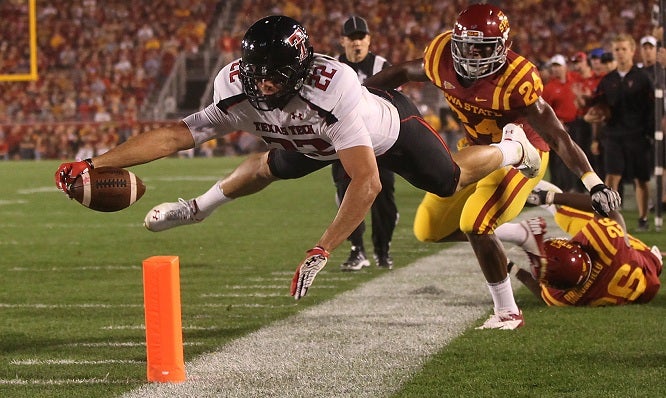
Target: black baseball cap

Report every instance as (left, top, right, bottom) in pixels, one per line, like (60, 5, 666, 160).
(342, 16, 369, 36)
(600, 52, 614, 63)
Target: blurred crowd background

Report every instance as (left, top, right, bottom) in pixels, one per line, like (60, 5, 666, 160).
(0, 0, 656, 160)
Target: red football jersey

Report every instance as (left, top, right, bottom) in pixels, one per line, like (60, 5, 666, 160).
(423, 31, 549, 152)
(541, 217, 663, 306)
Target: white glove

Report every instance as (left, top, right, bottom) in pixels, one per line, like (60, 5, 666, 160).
(290, 246, 329, 300)
(590, 184, 621, 216)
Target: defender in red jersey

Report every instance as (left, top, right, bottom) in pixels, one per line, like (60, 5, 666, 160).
(505, 187, 662, 306)
(539, 216, 662, 306)
(365, 4, 621, 329)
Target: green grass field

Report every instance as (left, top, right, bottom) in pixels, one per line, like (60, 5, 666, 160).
(1, 157, 664, 397)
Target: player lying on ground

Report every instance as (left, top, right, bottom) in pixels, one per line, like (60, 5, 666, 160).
(54, 15, 541, 301)
(495, 180, 662, 306)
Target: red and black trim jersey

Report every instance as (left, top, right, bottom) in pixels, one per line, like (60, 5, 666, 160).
(541, 217, 663, 306)
(423, 31, 548, 151)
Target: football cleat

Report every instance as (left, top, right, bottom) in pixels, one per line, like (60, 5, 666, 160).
(340, 246, 370, 271)
(476, 310, 524, 330)
(375, 253, 394, 269)
(502, 123, 541, 178)
(144, 198, 203, 232)
(519, 217, 546, 256)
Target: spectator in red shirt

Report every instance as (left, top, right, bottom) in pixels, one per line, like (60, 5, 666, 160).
(570, 51, 604, 180)
(542, 54, 582, 192)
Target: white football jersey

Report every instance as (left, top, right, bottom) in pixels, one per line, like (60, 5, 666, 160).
(182, 54, 400, 160)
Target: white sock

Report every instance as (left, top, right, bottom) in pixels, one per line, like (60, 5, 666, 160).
(192, 182, 233, 220)
(494, 222, 528, 246)
(487, 275, 519, 314)
(490, 140, 522, 167)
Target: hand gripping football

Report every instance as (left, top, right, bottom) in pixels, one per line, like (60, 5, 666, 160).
(70, 167, 146, 212)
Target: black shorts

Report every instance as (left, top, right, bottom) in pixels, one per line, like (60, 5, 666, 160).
(268, 89, 460, 197)
(602, 135, 651, 181)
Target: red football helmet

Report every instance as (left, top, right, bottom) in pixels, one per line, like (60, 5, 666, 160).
(451, 3, 510, 80)
(531, 238, 592, 290)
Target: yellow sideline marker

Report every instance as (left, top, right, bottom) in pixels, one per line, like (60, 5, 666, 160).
(142, 256, 186, 382)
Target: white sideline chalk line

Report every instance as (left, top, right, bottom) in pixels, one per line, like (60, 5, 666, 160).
(0, 199, 27, 205)
(200, 292, 285, 298)
(246, 276, 353, 282)
(199, 303, 293, 308)
(217, 284, 337, 289)
(9, 265, 141, 272)
(0, 303, 142, 309)
(102, 325, 218, 330)
(0, 302, 291, 310)
(270, 271, 299, 276)
(17, 187, 56, 194)
(122, 242, 491, 398)
(0, 378, 135, 385)
(142, 175, 229, 182)
(65, 342, 203, 347)
(10, 359, 143, 365)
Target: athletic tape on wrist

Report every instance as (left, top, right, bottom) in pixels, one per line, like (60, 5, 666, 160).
(545, 191, 555, 205)
(581, 172, 603, 191)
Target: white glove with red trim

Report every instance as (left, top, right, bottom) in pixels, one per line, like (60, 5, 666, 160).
(290, 246, 329, 300)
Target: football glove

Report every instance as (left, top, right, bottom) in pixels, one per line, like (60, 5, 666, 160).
(55, 158, 94, 197)
(525, 189, 551, 207)
(590, 184, 621, 217)
(290, 246, 330, 300)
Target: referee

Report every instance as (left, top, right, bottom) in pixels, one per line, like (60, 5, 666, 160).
(333, 16, 398, 270)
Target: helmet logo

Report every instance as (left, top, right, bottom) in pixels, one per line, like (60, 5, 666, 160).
(548, 239, 575, 250)
(497, 11, 510, 39)
(287, 27, 309, 62)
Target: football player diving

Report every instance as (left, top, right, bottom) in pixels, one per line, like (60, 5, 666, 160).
(55, 16, 541, 300)
(363, 3, 620, 329)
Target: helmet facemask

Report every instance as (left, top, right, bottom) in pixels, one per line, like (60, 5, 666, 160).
(240, 62, 309, 111)
(451, 34, 507, 80)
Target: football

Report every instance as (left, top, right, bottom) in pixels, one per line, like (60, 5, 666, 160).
(584, 103, 611, 123)
(69, 167, 146, 212)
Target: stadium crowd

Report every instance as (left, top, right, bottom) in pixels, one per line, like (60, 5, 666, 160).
(0, 0, 657, 160)
(0, 0, 218, 159)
